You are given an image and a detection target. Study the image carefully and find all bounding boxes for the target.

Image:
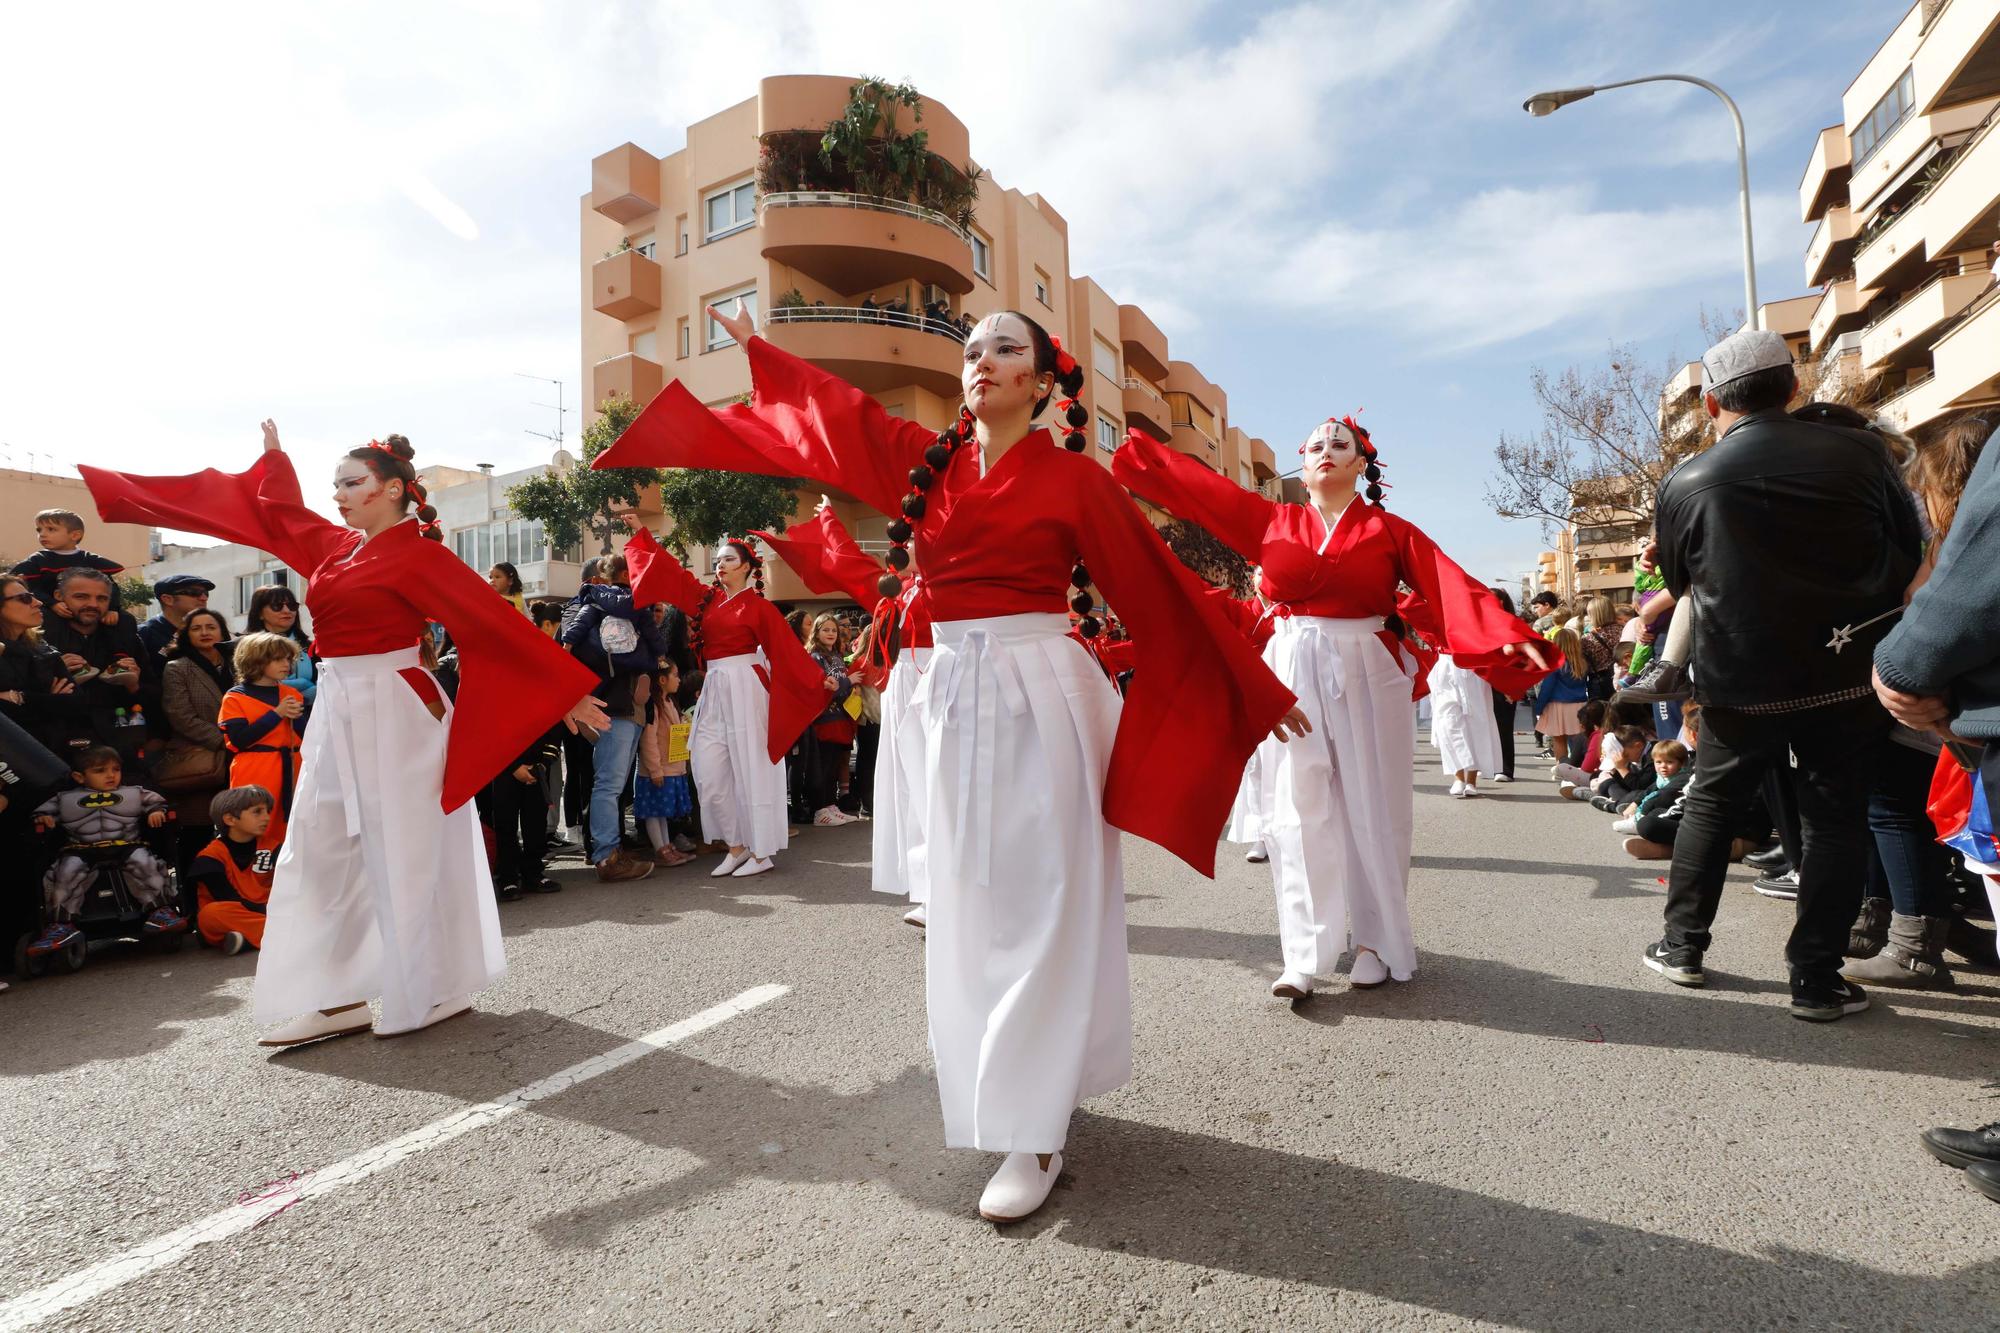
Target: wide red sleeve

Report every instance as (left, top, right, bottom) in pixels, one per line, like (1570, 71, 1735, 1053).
(1389, 514, 1557, 696)
(416, 541, 601, 813)
(750, 595, 833, 762)
(79, 448, 351, 575)
(1109, 429, 1275, 560)
(594, 336, 935, 519)
(749, 509, 884, 605)
(1077, 463, 1295, 876)
(622, 525, 712, 616)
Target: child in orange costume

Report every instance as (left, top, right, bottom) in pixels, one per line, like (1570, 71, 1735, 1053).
(219, 632, 306, 846)
(190, 785, 275, 953)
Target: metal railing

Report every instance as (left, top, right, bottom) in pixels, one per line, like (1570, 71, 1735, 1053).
(765, 304, 967, 342)
(1121, 377, 1167, 407)
(760, 191, 973, 246)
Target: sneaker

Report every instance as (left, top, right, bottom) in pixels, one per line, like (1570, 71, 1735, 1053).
(143, 907, 188, 934)
(495, 882, 524, 902)
(1921, 1122, 2000, 1170)
(1754, 869, 1800, 900)
(26, 921, 82, 957)
(1461, 784, 1481, 798)
(1449, 779, 1466, 797)
(1789, 975, 1868, 1022)
(526, 877, 562, 894)
(670, 833, 697, 854)
(1643, 939, 1705, 987)
(220, 930, 247, 956)
(1558, 781, 1582, 801)
(1589, 794, 1620, 813)
(1744, 846, 1790, 872)
(813, 806, 857, 826)
(1616, 658, 1690, 704)
(1611, 817, 1638, 835)
(594, 851, 655, 884)
(1492, 774, 1513, 784)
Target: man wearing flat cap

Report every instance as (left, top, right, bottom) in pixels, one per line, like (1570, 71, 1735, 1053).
(1639, 328, 1922, 1021)
(135, 574, 215, 662)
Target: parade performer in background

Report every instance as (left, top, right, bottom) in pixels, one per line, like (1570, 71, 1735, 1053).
(80, 423, 605, 1047)
(596, 303, 1302, 1225)
(1114, 417, 1554, 1001)
(1427, 653, 1505, 798)
(620, 521, 828, 880)
(751, 500, 934, 927)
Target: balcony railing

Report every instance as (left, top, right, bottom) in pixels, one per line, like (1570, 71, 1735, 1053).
(760, 192, 973, 246)
(765, 304, 968, 342)
(1122, 377, 1167, 406)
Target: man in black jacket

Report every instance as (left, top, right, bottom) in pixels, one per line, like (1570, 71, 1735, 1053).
(1640, 329, 1922, 1021)
(562, 554, 670, 882)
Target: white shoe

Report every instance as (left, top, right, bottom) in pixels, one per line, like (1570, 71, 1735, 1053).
(731, 856, 774, 878)
(978, 1151, 1062, 1222)
(221, 930, 247, 956)
(375, 996, 473, 1038)
(903, 904, 928, 928)
(1462, 783, 1480, 798)
(1449, 779, 1465, 797)
(1492, 774, 1513, 784)
(1270, 970, 1314, 999)
(813, 806, 854, 826)
(1244, 841, 1268, 864)
(258, 1004, 372, 1048)
(1612, 817, 1638, 834)
(1349, 950, 1390, 988)
(711, 850, 749, 877)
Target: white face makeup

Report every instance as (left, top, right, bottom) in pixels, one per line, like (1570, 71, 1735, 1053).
(714, 544, 749, 588)
(961, 313, 1051, 421)
(332, 459, 403, 531)
(1300, 421, 1366, 490)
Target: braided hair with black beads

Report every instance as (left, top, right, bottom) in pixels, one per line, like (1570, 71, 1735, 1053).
(1340, 415, 1388, 507)
(877, 310, 1105, 637)
(688, 538, 766, 664)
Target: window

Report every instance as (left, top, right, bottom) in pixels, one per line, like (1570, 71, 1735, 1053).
(451, 518, 549, 572)
(970, 232, 992, 282)
(1093, 334, 1120, 387)
(1852, 67, 1915, 168)
(703, 178, 756, 241)
(676, 317, 691, 360)
(631, 329, 658, 361)
(704, 286, 758, 351)
(1096, 414, 1120, 452)
(675, 215, 689, 257)
(631, 229, 657, 259)
(1033, 268, 1051, 307)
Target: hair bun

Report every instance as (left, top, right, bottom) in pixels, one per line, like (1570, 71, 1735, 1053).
(384, 433, 414, 460)
(416, 503, 439, 523)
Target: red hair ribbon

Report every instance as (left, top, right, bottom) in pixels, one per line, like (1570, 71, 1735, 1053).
(1048, 334, 1079, 379)
(363, 438, 395, 455)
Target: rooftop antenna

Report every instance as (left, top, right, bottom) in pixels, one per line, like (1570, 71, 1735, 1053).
(515, 372, 569, 451)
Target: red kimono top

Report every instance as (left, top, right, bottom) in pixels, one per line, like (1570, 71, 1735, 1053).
(1112, 430, 1556, 699)
(78, 450, 599, 813)
(621, 525, 825, 763)
(750, 508, 936, 665)
(596, 337, 1297, 876)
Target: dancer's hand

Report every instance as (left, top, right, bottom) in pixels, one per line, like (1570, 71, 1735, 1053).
(261, 419, 282, 453)
(563, 693, 611, 736)
(1270, 705, 1312, 743)
(706, 301, 756, 348)
(816, 494, 833, 518)
(1503, 639, 1553, 671)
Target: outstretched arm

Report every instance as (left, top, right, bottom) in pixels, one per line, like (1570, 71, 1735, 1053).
(1109, 428, 1274, 559)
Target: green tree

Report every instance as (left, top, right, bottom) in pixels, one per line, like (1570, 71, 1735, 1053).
(116, 573, 155, 612)
(654, 470, 800, 557)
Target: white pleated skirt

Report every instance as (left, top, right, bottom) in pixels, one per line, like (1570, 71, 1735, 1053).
(871, 648, 932, 903)
(1249, 616, 1419, 980)
(914, 613, 1129, 1153)
(254, 647, 504, 1035)
(1225, 745, 1266, 844)
(1427, 654, 1504, 777)
(689, 653, 789, 860)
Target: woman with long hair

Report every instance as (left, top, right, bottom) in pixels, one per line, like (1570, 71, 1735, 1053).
(619, 523, 827, 880)
(1537, 626, 1590, 770)
(244, 584, 316, 706)
(81, 424, 605, 1046)
(800, 610, 861, 828)
(597, 303, 1302, 1223)
(1113, 418, 1554, 999)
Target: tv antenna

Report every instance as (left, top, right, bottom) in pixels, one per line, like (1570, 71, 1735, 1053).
(514, 373, 569, 450)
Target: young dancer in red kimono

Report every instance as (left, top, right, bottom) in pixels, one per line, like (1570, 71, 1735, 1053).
(752, 503, 935, 927)
(1113, 418, 1554, 1000)
(597, 303, 1303, 1222)
(81, 425, 604, 1046)
(621, 523, 827, 877)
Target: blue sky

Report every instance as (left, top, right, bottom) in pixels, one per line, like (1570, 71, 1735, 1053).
(0, 0, 1900, 585)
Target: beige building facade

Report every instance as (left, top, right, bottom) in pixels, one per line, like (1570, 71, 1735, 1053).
(1, 467, 154, 578)
(582, 76, 1276, 603)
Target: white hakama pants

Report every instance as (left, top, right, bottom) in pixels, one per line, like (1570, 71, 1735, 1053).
(1226, 745, 1265, 845)
(1427, 654, 1503, 777)
(689, 653, 789, 859)
(915, 613, 1128, 1154)
(254, 647, 505, 1036)
(1249, 616, 1419, 981)
(871, 648, 931, 903)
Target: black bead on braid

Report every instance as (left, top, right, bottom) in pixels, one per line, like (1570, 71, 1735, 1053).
(1342, 416, 1387, 508)
(689, 538, 763, 663)
(878, 310, 1103, 636)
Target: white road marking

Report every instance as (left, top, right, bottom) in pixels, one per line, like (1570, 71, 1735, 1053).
(0, 984, 789, 1333)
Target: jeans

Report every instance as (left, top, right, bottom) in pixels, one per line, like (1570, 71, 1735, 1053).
(1490, 688, 1516, 778)
(587, 718, 643, 865)
(1868, 738, 1954, 918)
(1662, 696, 1887, 979)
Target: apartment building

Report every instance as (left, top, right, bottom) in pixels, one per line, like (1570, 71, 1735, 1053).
(0, 467, 153, 576)
(1800, 0, 2000, 431)
(582, 75, 1277, 602)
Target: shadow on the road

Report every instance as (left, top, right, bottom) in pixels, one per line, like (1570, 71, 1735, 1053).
(290, 1010, 2000, 1330)
(0, 946, 250, 1076)
(1414, 853, 1667, 902)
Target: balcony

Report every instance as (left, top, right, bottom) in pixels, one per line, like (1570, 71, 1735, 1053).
(1918, 106, 2000, 257)
(1917, 0, 2000, 111)
(1251, 438, 1278, 483)
(762, 305, 966, 398)
(1121, 377, 1172, 438)
(759, 193, 974, 297)
(1662, 360, 1703, 404)
(1168, 422, 1223, 471)
(1805, 206, 1859, 286)
(592, 249, 662, 322)
(1799, 125, 1853, 223)
(1809, 282, 1868, 353)
(1854, 196, 1930, 293)
(592, 352, 664, 410)
(1117, 304, 1170, 382)
(591, 144, 660, 224)
(1926, 285, 2000, 414)
(1859, 270, 1989, 368)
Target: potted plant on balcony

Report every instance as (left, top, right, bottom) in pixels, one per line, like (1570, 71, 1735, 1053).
(755, 78, 983, 231)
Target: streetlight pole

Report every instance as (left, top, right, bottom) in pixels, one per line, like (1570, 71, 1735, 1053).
(1523, 75, 1760, 329)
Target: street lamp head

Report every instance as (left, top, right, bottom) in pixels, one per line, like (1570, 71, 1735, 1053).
(1523, 87, 1596, 117)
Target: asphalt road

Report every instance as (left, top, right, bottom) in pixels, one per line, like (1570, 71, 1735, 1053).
(5, 737, 1999, 1332)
